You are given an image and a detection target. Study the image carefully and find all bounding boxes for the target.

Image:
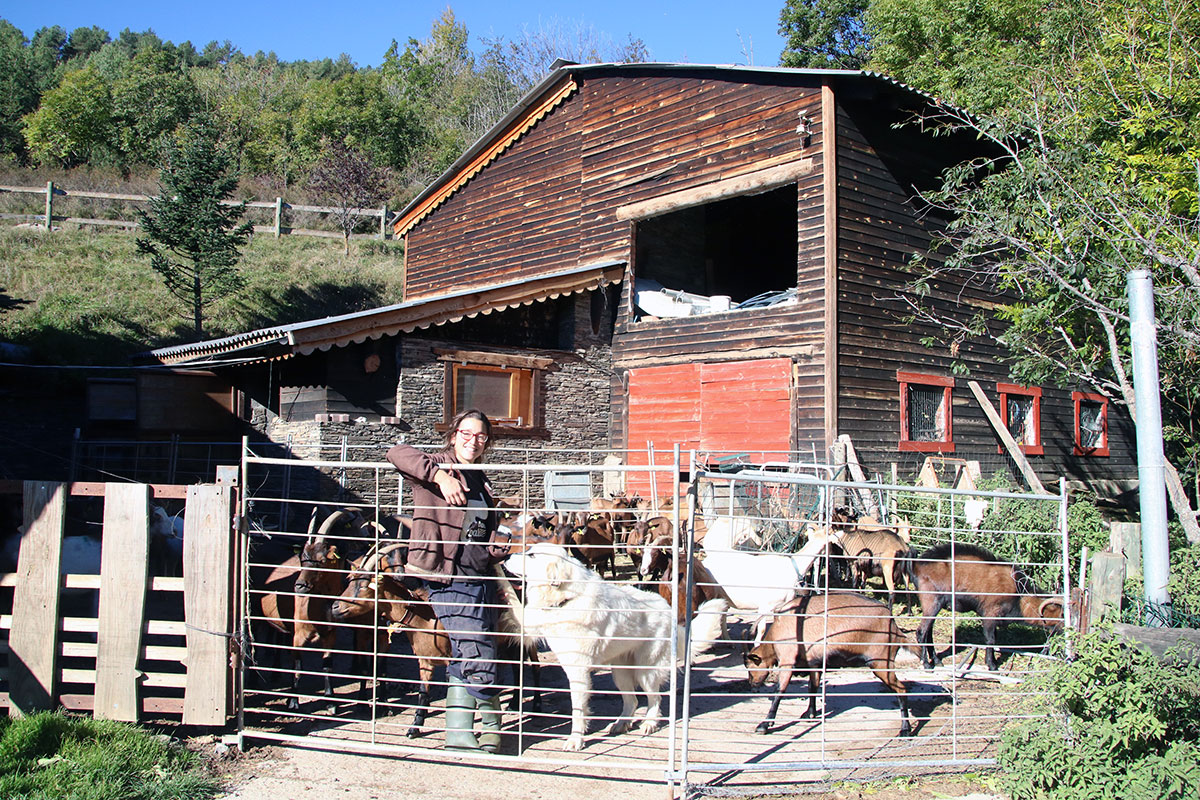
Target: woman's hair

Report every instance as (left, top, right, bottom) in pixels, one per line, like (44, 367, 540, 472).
(444, 408, 493, 452)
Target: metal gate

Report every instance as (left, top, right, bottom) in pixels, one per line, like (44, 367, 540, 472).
(235, 441, 689, 779)
(675, 465, 1071, 794)
(234, 443, 1071, 795)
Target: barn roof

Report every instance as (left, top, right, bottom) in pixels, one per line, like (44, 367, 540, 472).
(139, 260, 624, 366)
(392, 62, 959, 238)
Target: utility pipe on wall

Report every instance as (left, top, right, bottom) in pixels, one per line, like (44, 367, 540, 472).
(1127, 269, 1171, 624)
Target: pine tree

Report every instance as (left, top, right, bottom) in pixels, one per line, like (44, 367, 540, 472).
(136, 115, 252, 340)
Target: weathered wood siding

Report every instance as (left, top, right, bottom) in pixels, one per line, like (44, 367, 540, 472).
(403, 93, 584, 298)
(832, 97, 1137, 484)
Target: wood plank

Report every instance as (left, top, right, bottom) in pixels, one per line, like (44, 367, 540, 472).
(823, 81, 839, 453)
(967, 380, 1048, 494)
(1088, 552, 1126, 626)
(615, 159, 814, 221)
(95, 483, 150, 722)
(1112, 623, 1200, 664)
(182, 484, 233, 725)
(9, 481, 67, 715)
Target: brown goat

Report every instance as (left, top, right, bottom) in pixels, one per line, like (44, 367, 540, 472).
(828, 507, 914, 612)
(909, 542, 1074, 671)
(332, 548, 542, 737)
(330, 545, 450, 737)
(557, 511, 617, 577)
(631, 515, 674, 579)
(743, 590, 915, 737)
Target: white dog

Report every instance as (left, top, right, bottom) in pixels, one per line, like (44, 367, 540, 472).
(504, 543, 725, 751)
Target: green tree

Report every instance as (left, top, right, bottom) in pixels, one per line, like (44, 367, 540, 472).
(779, 0, 871, 69)
(22, 65, 116, 167)
(111, 48, 199, 165)
(29, 24, 68, 93)
(64, 25, 110, 60)
(0, 21, 38, 161)
(901, 0, 1200, 542)
(136, 116, 252, 340)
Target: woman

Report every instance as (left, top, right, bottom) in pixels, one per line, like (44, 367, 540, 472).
(386, 409, 510, 752)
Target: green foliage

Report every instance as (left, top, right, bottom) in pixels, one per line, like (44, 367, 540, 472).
(999, 630, 1200, 799)
(136, 115, 252, 339)
(0, 21, 38, 161)
(895, 476, 1106, 589)
(22, 66, 116, 167)
(779, 0, 871, 69)
(111, 49, 200, 166)
(0, 710, 219, 799)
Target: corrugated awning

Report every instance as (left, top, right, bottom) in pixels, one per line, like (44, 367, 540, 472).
(140, 261, 625, 367)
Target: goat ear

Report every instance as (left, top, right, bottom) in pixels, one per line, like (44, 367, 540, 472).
(328, 545, 339, 560)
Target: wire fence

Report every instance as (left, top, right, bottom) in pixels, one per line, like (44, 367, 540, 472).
(235, 444, 1071, 795)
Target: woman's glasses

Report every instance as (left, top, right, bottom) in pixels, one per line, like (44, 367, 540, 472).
(455, 429, 489, 443)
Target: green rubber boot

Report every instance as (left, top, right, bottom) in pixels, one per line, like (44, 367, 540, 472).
(443, 677, 481, 751)
(476, 693, 503, 753)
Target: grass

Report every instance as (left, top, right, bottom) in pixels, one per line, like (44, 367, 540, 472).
(0, 225, 406, 365)
(0, 711, 221, 800)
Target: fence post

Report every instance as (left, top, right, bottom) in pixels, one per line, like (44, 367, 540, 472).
(273, 197, 283, 238)
(379, 204, 388, 239)
(44, 180, 54, 230)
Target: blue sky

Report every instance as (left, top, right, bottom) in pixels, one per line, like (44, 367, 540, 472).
(3, 1, 790, 69)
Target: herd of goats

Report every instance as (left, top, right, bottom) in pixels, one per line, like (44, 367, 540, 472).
(249, 491, 1079, 745)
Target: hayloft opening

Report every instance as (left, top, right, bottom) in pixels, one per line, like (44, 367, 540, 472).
(632, 183, 798, 318)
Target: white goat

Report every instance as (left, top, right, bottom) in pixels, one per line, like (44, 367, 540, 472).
(698, 516, 831, 637)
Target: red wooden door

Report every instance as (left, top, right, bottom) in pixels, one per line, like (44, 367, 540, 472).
(625, 358, 793, 495)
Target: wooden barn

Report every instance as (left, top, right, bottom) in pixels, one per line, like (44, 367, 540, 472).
(144, 63, 1136, 495)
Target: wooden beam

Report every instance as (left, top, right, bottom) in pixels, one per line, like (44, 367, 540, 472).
(9, 482, 66, 715)
(822, 82, 839, 453)
(182, 484, 234, 725)
(1112, 623, 1200, 664)
(836, 434, 878, 515)
(967, 380, 1048, 494)
(615, 159, 814, 222)
(95, 483, 151, 722)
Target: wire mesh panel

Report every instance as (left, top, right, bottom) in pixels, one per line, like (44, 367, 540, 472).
(675, 469, 1073, 796)
(237, 442, 687, 778)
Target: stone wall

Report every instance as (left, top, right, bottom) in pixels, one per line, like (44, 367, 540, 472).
(247, 292, 616, 507)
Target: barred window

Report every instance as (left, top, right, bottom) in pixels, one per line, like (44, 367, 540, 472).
(999, 384, 1043, 455)
(898, 371, 955, 453)
(1073, 392, 1109, 456)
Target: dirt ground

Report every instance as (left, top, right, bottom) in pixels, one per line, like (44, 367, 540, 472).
(200, 737, 1001, 800)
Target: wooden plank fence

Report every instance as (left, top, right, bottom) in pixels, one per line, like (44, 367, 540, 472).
(0, 182, 394, 240)
(0, 479, 236, 724)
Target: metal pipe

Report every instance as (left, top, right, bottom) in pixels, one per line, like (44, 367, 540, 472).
(1128, 269, 1172, 623)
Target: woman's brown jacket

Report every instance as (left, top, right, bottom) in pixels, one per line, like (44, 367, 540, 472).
(385, 443, 499, 582)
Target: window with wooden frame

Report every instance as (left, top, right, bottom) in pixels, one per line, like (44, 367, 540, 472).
(1073, 391, 1109, 456)
(898, 371, 955, 452)
(998, 383, 1043, 455)
(437, 348, 553, 435)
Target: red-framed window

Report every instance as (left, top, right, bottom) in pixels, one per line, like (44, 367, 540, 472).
(1073, 391, 1109, 456)
(898, 371, 955, 452)
(998, 383, 1043, 455)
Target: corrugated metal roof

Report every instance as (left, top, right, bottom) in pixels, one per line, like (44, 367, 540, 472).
(393, 63, 960, 236)
(142, 261, 625, 366)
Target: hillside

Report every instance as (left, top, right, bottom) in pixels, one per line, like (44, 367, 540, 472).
(0, 224, 406, 365)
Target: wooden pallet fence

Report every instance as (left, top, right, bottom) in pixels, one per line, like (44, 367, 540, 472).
(0, 480, 234, 724)
(0, 182, 393, 240)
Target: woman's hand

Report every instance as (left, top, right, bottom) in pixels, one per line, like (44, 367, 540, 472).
(433, 469, 466, 505)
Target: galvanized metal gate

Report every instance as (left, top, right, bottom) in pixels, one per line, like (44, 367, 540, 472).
(234, 443, 1071, 796)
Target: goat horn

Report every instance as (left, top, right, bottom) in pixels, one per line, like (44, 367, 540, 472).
(316, 508, 357, 540)
(1038, 597, 1062, 618)
(306, 506, 319, 536)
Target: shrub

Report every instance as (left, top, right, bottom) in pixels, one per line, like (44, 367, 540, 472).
(998, 630, 1200, 800)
